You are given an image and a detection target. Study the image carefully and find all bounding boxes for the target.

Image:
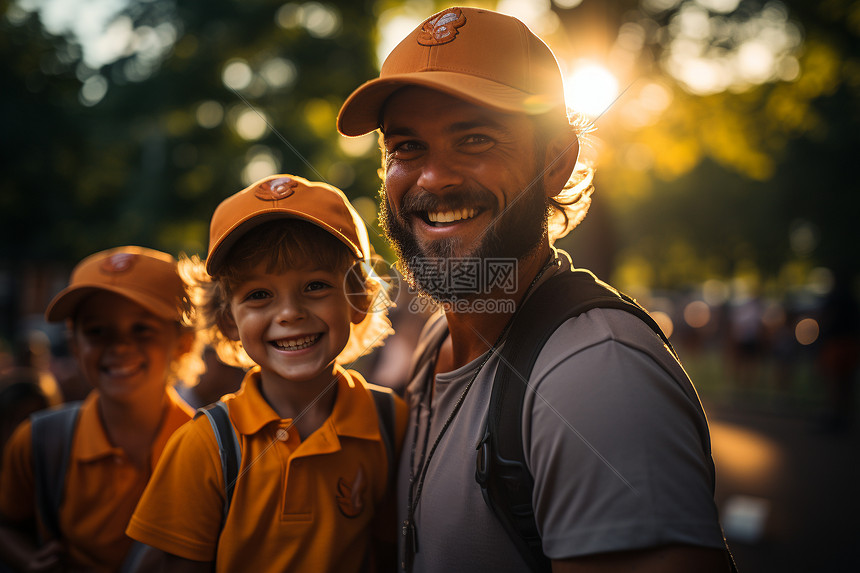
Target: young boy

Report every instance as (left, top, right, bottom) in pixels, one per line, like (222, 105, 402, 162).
(0, 246, 203, 572)
(126, 174, 407, 572)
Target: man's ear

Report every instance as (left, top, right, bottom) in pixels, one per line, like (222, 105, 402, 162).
(542, 132, 580, 198)
(218, 309, 241, 341)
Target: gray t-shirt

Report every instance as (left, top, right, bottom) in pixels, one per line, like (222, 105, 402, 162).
(397, 301, 726, 571)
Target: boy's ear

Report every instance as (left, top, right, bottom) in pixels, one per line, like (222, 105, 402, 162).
(542, 132, 580, 198)
(67, 322, 80, 359)
(218, 309, 241, 341)
(350, 298, 368, 326)
(173, 329, 196, 360)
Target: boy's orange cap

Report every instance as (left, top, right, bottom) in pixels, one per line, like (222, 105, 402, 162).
(45, 246, 187, 322)
(337, 6, 566, 137)
(206, 174, 370, 275)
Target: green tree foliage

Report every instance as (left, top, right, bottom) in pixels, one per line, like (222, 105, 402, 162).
(0, 0, 383, 264)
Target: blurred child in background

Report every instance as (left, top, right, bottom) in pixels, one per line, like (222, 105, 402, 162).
(0, 246, 203, 572)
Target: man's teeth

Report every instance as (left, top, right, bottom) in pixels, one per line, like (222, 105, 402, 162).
(273, 334, 321, 351)
(427, 208, 477, 223)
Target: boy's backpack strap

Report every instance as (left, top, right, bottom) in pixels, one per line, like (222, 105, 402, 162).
(196, 401, 241, 521)
(476, 269, 672, 572)
(30, 401, 83, 543)
(369, 387, 396, 490)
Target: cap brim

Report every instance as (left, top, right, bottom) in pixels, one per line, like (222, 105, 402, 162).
(206, 211, 364, 275)
(337, 71, 564, 137)
(45, 285, 178, 322)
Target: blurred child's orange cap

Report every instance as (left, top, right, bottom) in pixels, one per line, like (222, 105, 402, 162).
(45, 246, 187, 322)
(206, 174, 370, 275)
(337, 6, 566, 137)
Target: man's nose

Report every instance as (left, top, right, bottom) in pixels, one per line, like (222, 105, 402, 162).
(416, 149, 464, 193)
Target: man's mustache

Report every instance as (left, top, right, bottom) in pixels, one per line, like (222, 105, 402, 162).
(397, 186, 496, 217)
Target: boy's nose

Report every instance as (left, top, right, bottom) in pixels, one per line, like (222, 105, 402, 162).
(276, 298, 306, 323)
(107, 332, 136, 353)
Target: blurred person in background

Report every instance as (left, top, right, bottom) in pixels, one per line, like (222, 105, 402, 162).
(0, 246, 203, 573)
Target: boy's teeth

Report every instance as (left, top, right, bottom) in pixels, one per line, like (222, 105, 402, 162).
(107, 364, 140, 376)
(274, 334, 321, 351)
(427, 208, 477, 223)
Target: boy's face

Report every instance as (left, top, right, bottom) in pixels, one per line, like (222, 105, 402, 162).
(224, 260, 363, 389)
(71, 291, 185, 404)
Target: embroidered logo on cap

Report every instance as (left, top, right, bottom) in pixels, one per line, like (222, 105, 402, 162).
(417, 8, 466, 46)
(100, 253, 136, 274)
(255, 177, 298, 201)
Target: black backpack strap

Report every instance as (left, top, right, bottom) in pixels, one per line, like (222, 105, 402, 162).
(30, 402, 82, 543)
(369, 387, 396, 490)
(196, 401, 241, 522)
(404, 311, 449, 403)
(476, 270, 672, 572)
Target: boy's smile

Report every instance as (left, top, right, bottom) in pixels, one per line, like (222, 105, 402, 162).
(72, 291, 184, 404)
(226, 261, 363, 392)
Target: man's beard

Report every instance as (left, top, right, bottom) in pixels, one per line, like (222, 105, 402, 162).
(379, 181, 549, 303)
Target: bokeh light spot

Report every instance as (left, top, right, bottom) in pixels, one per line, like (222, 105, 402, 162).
(222, 59, 253, 91)
(196, 100, 224, 129)
(338, 133, 377, 157)
(795, 318, 819, 346)
(234, 109, 269, 140)
(651, 310, 675, 339)
(684, 300, 711, 328)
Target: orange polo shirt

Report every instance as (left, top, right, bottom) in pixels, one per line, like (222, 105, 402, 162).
(0, 386, 193, 572)
(127, 366, 407, 573)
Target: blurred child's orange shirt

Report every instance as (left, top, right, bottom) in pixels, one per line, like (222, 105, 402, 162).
(0, 387, 192, 572)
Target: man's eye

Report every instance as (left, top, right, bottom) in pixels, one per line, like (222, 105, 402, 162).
(387, 140, 423, 158)
(461, 134, 494, 150)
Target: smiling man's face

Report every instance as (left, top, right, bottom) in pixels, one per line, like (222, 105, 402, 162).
(380, 87, 549, 301)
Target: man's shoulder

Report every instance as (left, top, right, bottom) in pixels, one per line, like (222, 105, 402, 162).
(542, 304, 664, 354)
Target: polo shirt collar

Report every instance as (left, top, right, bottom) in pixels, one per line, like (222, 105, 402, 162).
(228, 366, 381, 443)
(73, 391, 117, 462)
(73, 387, 193, 465)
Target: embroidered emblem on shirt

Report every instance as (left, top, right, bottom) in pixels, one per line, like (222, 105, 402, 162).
(100, 253, 136, 274)
(255, 177, 298, 201)
(336, 466, 366, 518)
(417, 8, 466, 46)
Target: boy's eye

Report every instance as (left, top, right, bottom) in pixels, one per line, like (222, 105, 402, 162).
(133, 322, 159, 336)
(242, 289, 270, 302)
(81, 326, 105, 339)
(306, 280, 332, 293)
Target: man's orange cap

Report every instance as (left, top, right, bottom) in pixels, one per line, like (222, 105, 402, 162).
(206, 174, 370, 275)
(45, 246, 187, 322)
(337, 6, 566, 137)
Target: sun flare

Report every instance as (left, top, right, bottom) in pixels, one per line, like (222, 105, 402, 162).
(564, 63, 620, 117)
